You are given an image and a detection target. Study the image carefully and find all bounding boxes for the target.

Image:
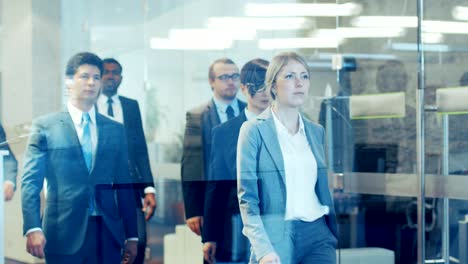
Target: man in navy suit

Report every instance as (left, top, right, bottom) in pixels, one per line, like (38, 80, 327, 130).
(202, 59, 271, 264)
(0, 123, 18, 201)
(97, 58, 157, 264)
(181, 58, 246, 237)
(22, 52, 138, 263)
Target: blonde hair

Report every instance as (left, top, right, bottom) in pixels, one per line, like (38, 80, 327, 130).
(265, 52, 310, 100)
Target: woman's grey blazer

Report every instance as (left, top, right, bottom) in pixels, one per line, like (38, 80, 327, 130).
(237, 108, 338, 262)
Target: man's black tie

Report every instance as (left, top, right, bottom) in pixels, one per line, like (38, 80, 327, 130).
(107, 97, 114, 117)
(226, 105, 235, 120)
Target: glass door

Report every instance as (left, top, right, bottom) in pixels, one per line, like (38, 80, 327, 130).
(421, 0, 468, 263)
(330, 0, 417, 263)
(328, 1, 468, 263)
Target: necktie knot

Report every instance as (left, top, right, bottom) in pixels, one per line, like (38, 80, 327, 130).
(82, 113, 91, 124)
(107, 97, 113, 104)
(226, 105, 235, 120)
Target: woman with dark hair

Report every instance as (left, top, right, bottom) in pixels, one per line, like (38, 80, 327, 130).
(237, 52, 338, 264)
(203, 58, 272, 264)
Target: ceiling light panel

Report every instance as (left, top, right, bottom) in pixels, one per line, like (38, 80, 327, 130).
(258, 37, 343, 50)
(150, 38, 232, 50)
(245, 2, 361, 17)
(169, 28, 256, 41)
(207, 17, 310, 30)
(352, 16, 418, 28)
(315, 27, 405, 38)
(452, 6, 468, 20)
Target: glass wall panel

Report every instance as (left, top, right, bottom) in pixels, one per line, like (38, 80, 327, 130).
(333, 0, 419, 263)
(3, 0, 468, 263)
(423, 0, 468, 263)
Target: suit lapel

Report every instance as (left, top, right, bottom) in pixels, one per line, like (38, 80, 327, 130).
(303, 119, 326, 169)
(302, 117, 332, 208)
(119, 96, 130, 125)
(60, 112, 90, 175)
(208, 99, 221, 127)
(257, 110, 286, 186)
(237, 100, 247, 112)
(91, 114, 109, 176)
(225, 112, 247, 178)
(228, 112, 246, 143)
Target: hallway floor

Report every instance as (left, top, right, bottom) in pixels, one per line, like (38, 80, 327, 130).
(6, 220, 176, 264)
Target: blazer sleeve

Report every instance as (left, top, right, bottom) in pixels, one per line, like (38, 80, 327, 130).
(237, 121, 275, 261)
(202, 125, 229, 242)
(114, 125, 139, 239)
(21, 120, 47, 234)
(130, 100, 154, 189)
(181, 110, 205, 218)
(0, 124, 18, 186)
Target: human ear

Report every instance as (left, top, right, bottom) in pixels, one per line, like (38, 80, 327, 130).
(65, 78, 73, 87)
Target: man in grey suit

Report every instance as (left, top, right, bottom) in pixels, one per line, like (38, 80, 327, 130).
(181, 58, 246, 236)
(98, 57, 157, 264)
(0, 123, 17, 201)
(22, 52, 138, 263)
(203, 58, 271, 264)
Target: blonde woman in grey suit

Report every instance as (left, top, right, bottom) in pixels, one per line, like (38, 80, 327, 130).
(237, 52, 338, 264)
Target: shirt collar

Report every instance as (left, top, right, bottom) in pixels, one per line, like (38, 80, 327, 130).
(98, 93, 119, 105)
(244, 108, 257, 121)
(271, 108, 305, 136)
(67, 101, 97, 125)
(212, 97, 238, 113)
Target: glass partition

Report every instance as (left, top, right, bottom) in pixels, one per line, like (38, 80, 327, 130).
(328, 0, 419, 263)
(2, 0, 468, 263)
(423, 0, 468, 263)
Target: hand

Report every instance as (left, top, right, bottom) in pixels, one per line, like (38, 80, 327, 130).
(186, 216, 203, 236)
(121, 240, 138, 264)
(4, 182, 14, 201)
(143, 193, 157, 221)
(259, 252, 281, 264)
(26, 231, 46, 259)
(203, 242, 217, 263)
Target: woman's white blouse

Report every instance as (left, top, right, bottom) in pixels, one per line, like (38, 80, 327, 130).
(271, 110, 329, 222)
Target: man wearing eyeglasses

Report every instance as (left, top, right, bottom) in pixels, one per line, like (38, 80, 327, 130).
(98, 58, 157, 264)
(202, 58, 271, 264)
(181, 58, 246, 240)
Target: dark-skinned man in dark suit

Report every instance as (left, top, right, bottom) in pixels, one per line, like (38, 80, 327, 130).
(97, 58, 157, 264)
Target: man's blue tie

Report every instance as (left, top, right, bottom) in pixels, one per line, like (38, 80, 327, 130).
(81, 113, 95, 214)
(81, 113, 92, 172)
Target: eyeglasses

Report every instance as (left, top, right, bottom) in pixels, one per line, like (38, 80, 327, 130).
(245, 83, 267, 94)
(216, 73, 240, 82)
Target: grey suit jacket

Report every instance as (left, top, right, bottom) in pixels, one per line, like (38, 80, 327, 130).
(119, 96, 154, 205)
(21, 111, 138, 255)
(181, 99, 246, 218)
(237, 108, 338, 261)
